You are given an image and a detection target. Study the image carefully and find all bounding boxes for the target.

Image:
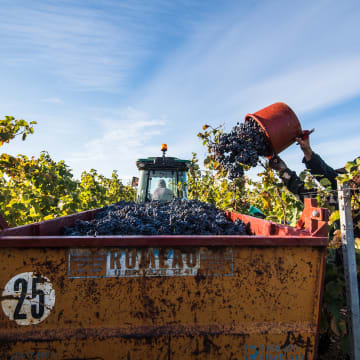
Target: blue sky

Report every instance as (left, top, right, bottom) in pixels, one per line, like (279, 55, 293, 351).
(1, 0, 360, 181)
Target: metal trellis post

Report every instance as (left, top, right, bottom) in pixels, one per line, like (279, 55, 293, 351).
(337, 181, 360, 360)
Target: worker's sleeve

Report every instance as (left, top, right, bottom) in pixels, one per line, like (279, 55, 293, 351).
(303, 152, 338, 190)
(279, 168, 314, 203)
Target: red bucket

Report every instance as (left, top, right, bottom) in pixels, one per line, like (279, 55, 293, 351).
(245, 102, 302, 156)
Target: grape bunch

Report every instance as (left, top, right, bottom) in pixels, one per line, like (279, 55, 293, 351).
(63, 199, 248, 236)
(212, 118, 271, 179)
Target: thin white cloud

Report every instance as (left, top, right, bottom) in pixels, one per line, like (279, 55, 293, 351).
(0, 4, 136, 90)
(67, 107, 166, 178)
(229, 57, 360, 115)
(0, 1, 213, 91)
(314, 136, 360, 166)
(41, 97, 64, 105)
(136, 0, 360, 120)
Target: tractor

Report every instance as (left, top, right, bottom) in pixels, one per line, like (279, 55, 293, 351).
(135, 144, 190, 203)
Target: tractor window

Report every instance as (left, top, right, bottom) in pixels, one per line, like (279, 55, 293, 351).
(136, 169, 188, 203)
(136, 170, 149, 203)
(148, 170, 177, 201)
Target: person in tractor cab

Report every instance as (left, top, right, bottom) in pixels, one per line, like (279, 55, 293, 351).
(152, 179, 174, 201)
(269, 135, 360, 205)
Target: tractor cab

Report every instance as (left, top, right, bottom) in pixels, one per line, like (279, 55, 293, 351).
(135, 144, 191, 203)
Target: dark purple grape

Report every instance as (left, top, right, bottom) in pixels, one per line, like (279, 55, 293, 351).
(63, 199, 248, 236)
(212, 118, 270, 179)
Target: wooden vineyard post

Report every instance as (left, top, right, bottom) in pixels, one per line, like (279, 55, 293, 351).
(337, 181, 360, 360)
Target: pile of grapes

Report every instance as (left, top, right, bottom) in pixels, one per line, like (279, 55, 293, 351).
(63, 199, 248, 236)
(212, 118, 271, 179)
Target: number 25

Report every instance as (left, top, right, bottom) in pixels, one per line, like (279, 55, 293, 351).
(13, 277, 45, 320)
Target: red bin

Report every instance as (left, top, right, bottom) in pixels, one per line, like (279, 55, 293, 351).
(245, 102, 302, 156)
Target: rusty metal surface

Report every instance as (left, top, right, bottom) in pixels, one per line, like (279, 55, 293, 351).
(0, 244, 326, 359)
(0, 335, 315, 360)
(0, 235, 328, 248)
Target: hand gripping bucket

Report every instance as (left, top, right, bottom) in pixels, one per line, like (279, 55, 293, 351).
(245, 102, 302, 156)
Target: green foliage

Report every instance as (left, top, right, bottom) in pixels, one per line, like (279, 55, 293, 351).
(0, 118, 136, 226)
(246, 164, 303, 225)
(338, 159, 360, 223)
(0, 151, 78, 225)
(0, 150, 136, 226)
(319, 160, 360, 357)
(0, 116, 37, 145)
(78, 169, 136, 211)
(320, 248, 349, 354)
(320, 245, 360, 356)
(188, 152, 248, 213)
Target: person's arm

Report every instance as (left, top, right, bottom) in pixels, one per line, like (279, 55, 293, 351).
(269, 155, 314, 203)
(295, 136, 313, 161)
(296, 136, 338, 190)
